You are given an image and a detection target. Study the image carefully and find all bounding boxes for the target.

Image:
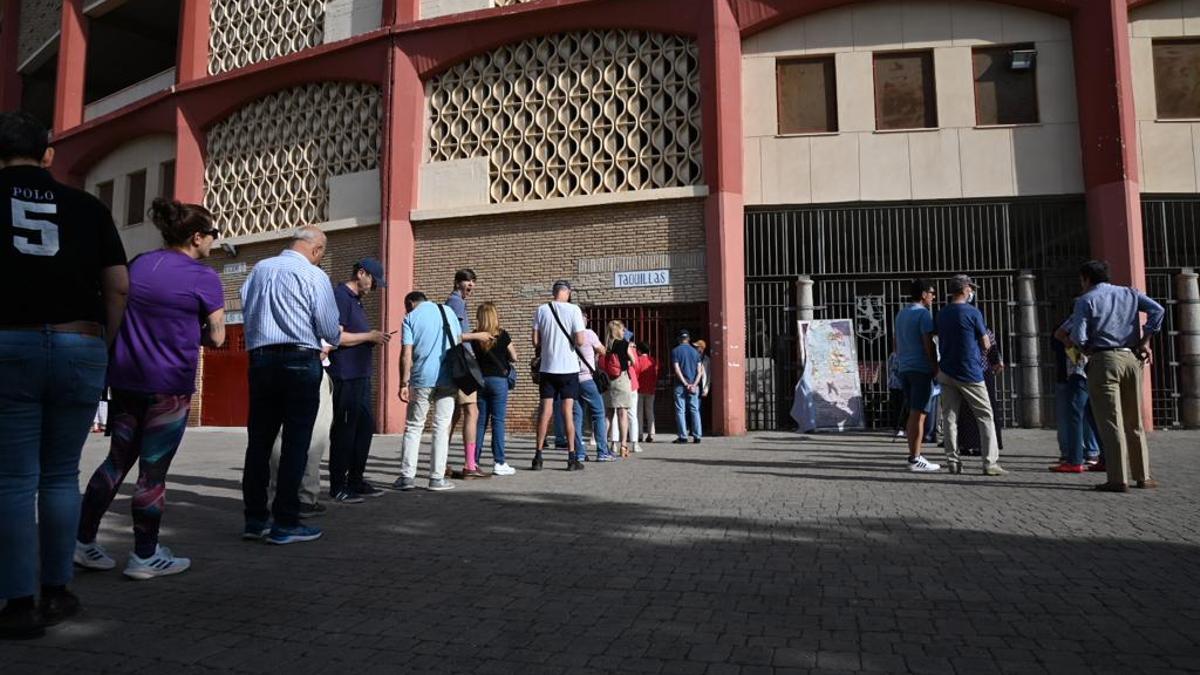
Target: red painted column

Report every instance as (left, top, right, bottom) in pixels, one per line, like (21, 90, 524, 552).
(53, 0, 87, 132)
(0, 0, 22, 111)
(699, 0, 746, 436)
(1071, 0, 1153, 429)
(387, 0, 420, 26)
(177, 0, 211, 84)
(378, 43, 423, 433)
(174, 108, 205, 203)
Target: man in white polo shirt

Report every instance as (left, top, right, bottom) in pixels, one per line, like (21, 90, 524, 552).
(532, 280, 587, 471)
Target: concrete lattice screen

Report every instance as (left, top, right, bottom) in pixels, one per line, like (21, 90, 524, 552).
(203, 83, 382, 238)
(426, 30, 704, 203)
(207, 0, 325, 75)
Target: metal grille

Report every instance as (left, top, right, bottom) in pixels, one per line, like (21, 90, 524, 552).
(1141, 196, 1196, 427)
(744, 198, 1091, 431)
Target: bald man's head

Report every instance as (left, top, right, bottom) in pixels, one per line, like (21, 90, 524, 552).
(291, 226, 327, 265)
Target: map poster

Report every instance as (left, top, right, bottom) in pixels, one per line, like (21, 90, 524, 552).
(795, 319, 866, 431)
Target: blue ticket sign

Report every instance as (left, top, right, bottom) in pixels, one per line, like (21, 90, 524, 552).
(614, 269, 670, 288)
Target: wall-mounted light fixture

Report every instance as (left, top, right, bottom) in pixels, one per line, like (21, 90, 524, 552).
(220, 242, 238, 257)
(1009, 49, 1037, 71)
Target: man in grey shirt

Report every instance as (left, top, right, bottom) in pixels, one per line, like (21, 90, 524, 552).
(1065, 260, 1165, 493)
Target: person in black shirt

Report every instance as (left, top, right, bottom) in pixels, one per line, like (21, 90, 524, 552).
(470, 302, 519, 475)
(0, 111, 128, 640)
(327, 258, 391, 503)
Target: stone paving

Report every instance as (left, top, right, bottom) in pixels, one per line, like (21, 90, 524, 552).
(3, 427, 1200, 674)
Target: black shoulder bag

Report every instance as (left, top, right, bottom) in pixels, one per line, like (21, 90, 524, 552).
(439, 304, 484, 394)
(548, 302, 610, 394)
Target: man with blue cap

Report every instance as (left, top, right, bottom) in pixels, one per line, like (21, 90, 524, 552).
(327, 258, 391, 503)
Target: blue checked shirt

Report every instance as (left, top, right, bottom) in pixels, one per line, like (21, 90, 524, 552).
(1067, 282, 1165, 351)
(240, 250, 342, 351)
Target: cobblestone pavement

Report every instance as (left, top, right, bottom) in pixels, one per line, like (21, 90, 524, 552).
(3, 428, 1200, 674)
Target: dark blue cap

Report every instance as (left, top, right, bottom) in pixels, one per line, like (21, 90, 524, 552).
(356, 258, 386, 288)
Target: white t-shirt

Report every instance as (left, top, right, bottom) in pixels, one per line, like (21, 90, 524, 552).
(578, 329, 601, 381)
(533, 301, 585, 374)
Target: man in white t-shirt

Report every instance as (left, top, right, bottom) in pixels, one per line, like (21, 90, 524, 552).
(532, 280, 586, 471)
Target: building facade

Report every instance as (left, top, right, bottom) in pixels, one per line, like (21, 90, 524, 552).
(2, 0, 1197, 433)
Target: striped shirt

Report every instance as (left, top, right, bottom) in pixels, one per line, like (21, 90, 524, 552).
(240, 249, 341, 351)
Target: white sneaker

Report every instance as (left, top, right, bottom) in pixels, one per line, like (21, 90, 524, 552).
(908, 455, 941, 472)
(493, 463, 516, 476)
(633, 444, 644, 453)
(75, 541, 116, 570)
(894, 430, 906, 438)
(123, 545, 192, 580)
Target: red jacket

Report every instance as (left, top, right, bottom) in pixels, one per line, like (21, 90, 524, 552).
(635, 354, 658, 393)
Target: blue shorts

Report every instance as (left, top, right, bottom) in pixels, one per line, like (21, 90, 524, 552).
(538, 372, 580, 400)
(899, 371, 933, 412)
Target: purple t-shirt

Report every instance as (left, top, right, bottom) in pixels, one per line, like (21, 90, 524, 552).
(109, 249, 224, 395)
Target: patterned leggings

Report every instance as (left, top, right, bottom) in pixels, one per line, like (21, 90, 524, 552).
(78, 390, 191, 558)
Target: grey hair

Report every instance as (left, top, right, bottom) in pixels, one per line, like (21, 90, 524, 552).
(291, 226, 325, 244)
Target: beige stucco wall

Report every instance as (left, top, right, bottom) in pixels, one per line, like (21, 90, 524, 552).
(84, 134, 176, 258)
(1130, 0, 1200, 193)
(742, 0, 1082, 205)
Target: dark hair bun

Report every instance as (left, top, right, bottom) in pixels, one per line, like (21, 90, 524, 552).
(150, 197, 214, 247)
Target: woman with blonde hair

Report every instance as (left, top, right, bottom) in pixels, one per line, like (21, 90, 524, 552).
(470, 302, 519, 475)
(601, 320, 637, 457)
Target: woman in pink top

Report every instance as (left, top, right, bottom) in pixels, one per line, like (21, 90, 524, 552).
(635, 342, 659, 442)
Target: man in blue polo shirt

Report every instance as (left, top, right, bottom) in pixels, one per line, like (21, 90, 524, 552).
(671, 330, 704, 443)
(894, 278, 941, 473)
(327, 259, 391, 503)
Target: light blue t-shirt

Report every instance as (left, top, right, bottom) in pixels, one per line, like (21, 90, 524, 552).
(403, 302, 461, 388)
(895, 303, 935, 374)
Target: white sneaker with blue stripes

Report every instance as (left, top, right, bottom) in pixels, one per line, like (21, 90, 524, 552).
(75, 541, 116, 570)
(123, 545, 192, 580)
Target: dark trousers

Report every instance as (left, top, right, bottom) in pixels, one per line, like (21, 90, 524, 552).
(329, 377, 374, 495)
(243, 350, 321, 528)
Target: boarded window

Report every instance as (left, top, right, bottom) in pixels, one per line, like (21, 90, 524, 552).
(874, 51, 937, 130)
(126, 169, 147, 226)
(973, 45, 1038, 125)
(159, 160, 176, 199)
(777, 56, 838, 134)
(1153, 39, 1200, 119)
(96, 181, 114, 212)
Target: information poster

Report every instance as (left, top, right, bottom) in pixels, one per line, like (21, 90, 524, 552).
(792, 319, 866, 431)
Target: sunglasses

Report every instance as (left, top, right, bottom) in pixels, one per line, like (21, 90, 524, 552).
(201, 228, 219, 238)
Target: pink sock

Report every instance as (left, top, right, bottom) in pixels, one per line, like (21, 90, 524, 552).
(465, 444, 477, 470)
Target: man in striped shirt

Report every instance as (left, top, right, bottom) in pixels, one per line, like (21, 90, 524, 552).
(239, 226, 341, 545)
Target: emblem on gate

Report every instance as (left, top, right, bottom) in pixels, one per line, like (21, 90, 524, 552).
(855, 295, 886, 342)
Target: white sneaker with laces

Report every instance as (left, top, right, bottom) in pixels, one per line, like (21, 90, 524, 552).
(75, 541, 116, 570)
(633, 444, 644, 453)
(123, 545, 192, 580)
(493, 463, 516, 476)
(908, 455, 941, 473)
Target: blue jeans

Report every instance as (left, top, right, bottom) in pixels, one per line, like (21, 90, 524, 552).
(243, 350, 322, 528)
(0, 329, 107, 599)
(673, 385, 702, 439)
(553, 379, 609, 460)
(1056, 376, 1102, 465)
(475, 376, 509, 465)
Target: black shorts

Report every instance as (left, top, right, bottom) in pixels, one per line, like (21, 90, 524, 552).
(538, 372, 580, 400)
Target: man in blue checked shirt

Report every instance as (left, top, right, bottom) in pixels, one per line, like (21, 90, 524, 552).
(1065, 260, 1165, 493)
(239, 226, 342, 544)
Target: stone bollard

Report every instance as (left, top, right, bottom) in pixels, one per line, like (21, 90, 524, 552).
(796, 275, 815, 322)
(1016, 271, 1042, 428)
(1178, 268, 1200, 428)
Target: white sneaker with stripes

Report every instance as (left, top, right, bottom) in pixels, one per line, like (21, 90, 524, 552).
(908, 455, 941, 473)
(75, 541, 116, 570)
(123, 545, 192, 580)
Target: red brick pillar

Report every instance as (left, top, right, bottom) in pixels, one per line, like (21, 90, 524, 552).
(0, 0, 21, 111)
(1072, 0, 1153, 428)
(698, 0, 746, 436)
(386, 0, 420, 25)
(177, 0, 210, 84)
(379, 44, 424, 432)
(53, 0, 87, 132)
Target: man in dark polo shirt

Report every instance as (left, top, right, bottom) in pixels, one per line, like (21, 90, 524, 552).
(0, 112, 128, 639)
(328, 258, 391, 502)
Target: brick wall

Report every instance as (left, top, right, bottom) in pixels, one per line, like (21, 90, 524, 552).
(18, 0, 60, 65)
(414, 198, 707, 432)
(192, 226, 384, 426)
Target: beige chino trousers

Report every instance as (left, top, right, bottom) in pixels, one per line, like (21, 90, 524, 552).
(937, 372, 1000, 468)
(1086, 349, 1151, 485)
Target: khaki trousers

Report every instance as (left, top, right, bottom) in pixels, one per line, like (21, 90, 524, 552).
(937, 372, 1000, 468)
(269, 371, 333, 505)
(1086, 350, 1151, 485)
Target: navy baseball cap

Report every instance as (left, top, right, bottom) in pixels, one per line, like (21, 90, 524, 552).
(356, 258, 387, 288)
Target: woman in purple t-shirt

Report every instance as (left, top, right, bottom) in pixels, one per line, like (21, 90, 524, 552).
(75, 198, 225, 580)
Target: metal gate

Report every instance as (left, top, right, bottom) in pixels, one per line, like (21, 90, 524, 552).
(745, 198, 1091, 431)
(1141, 197, 1198, 428)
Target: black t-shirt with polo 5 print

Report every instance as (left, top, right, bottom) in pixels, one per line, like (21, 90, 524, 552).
(1, 166, 126, 326)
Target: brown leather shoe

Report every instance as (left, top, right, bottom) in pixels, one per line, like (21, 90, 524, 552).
(1094, 482, 1129, 493)
(1135, 479, 1158, 489)
(461, 468, 489, 480)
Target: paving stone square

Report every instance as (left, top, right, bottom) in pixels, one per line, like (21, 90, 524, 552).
(3, 428, 1199, 674)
